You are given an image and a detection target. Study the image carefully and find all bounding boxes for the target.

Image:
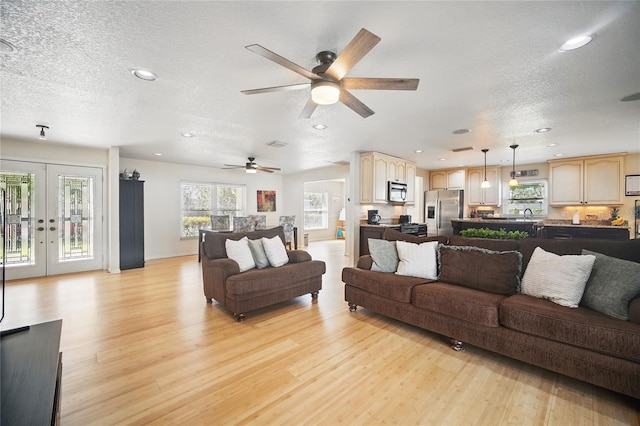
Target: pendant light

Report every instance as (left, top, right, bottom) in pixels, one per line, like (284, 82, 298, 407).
(36, 124, 49, 140)
(481, 149, 490, 188)
(508, 144, 519, 187)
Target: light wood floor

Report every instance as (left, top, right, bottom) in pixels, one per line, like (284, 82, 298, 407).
(2, 240, 639, 425)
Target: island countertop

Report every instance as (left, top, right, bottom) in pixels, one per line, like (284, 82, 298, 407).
(451, 218, 544, 225)
(452, 218, 629, 230)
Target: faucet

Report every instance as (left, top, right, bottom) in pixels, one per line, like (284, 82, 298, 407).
(523, 208, 533, 220)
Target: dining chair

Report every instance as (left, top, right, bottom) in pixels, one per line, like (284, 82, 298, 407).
(210, 215, 230, 231)
(278, 215, 297, 249)
(233, 216, 253, 232)
(249, 214, 267, 230)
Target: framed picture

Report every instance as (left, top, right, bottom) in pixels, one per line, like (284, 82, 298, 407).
(625, 174, 640, 196)
(257, 190, 276, 212)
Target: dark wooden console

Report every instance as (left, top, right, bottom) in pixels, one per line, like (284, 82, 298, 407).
(1, 320, 63, 425)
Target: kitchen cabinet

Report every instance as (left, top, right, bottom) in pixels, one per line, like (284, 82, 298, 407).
(467, 166, 501, 206)
(543, 225, 629, 240)
(360, 152, 416, 204)
(430, 169, 465, 190)
(549, 154, 625, 206)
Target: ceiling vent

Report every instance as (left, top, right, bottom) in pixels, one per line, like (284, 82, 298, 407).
(452, 146, 474, 152)
(266, 140, 288, 148)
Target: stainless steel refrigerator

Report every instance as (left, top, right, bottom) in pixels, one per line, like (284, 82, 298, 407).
(425, 190, 464, 236)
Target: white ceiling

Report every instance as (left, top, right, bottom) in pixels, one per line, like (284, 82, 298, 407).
(1, 1, 639, 174)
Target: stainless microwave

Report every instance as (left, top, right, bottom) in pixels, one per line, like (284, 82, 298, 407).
(387, 181, 408, 203)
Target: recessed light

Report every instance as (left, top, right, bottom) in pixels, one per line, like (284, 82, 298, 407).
(547, 143, 558, 147)
(553, 153, 564, 157)
(154, 152, 163, 156)
(414, 150, 423, 153)
(535, 127, 552, 133)
(439, 158, 447, 161)
(312, 124, 327, 130)
(0, 38, 16, 53)
(181, 132, 194, 138)
(132, 69, 158, 81)
(452, 129, 470, 135)
(559, 35, 592, 52)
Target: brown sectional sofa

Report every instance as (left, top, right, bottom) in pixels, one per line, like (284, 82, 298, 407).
(342, 229, 640, 399)
(201, 226, 326, 321)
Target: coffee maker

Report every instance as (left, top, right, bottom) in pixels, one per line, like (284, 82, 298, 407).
(367, 209, 381, 224)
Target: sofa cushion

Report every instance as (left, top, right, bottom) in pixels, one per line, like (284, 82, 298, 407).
(413, 283, 506, 327)
(225, 237, 255, 272)
(580, 250, 640, 320)
(262, 235, 289, 267)
(521, 247, 595, 308)
(248, 238, 269, 269)
(395, 240, 438, 279)
(500, 294, 640, 363)
(203, 226, 286, 259)
(438, 245, 522, 296)
(341, 268, 432, 302)
(368, 239, 399, 272)
(448, 235, 519, 252)
(226, 260, 325, 296)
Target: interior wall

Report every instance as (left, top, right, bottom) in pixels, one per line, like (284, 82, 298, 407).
(120, 157, 283, 259)
(303, 180, 345, 242)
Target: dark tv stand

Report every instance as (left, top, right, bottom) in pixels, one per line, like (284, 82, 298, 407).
(1, 320, 63, 425)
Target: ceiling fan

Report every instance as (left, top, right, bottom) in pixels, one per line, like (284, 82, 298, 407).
(223, 157, 281, 174)
(241, 28, 419, 119)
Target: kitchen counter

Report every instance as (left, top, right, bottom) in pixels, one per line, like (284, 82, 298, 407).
(452, 218, 544, 225)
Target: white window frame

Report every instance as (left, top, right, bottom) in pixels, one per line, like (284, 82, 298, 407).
(502, 179, 548, 217)
(180, 182, 246, 238)
(304, 191, 328, 230)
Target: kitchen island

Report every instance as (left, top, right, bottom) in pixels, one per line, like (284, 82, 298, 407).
(451, 218, 544, 237)
(543, 223, 630, 240)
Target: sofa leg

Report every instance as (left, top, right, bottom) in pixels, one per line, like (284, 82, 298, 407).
(206, 297, 212, 304)
(451, 339, 465, 352)
(311, 292, 319, 300)
(235, 313, 246, 322)
(348, 303, 358, 312)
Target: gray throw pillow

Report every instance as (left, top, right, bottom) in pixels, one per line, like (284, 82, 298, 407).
(368, 239, 399, 273)
(248, 238, 270, 269)
(581, 249, 640, 320)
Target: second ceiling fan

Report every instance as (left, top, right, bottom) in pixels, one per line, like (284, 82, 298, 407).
(241, 28, 419, 119)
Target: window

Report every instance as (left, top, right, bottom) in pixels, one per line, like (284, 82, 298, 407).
(304, 191, 328, 230)
(502, 180, 547, 216)
(181, 182, 245, 238)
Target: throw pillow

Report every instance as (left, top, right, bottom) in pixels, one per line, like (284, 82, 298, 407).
(248, 238, 270, 269)
(438, 245, 522, 295)
(395, 240, 438, 279)
(521, 247, 595, 308)
(225, 237, 256, 272)
(581, 249, 640, 320)
(262, 236, 289, 267)
(368, 239, 399, 272)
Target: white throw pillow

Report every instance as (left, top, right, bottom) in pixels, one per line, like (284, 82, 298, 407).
(225, 237, 256, 272)
(261, 236, 289, 267)
(521, 247, 596, 308)
(395, 240, 438, 279)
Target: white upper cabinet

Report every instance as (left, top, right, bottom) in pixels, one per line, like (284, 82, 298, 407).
(467, 166, 501, 206)
(360, 152, 416, 204)
(549, 154, 625, 206)
(430, 169, 465, 190)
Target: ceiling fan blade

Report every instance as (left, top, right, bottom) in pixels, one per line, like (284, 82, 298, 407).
(340, 89, 375, 118)
(246, 44, 318, 80)
(341, 77, 419, 91)
(255, 167, 276, 173)
(299, 97, 318, 119)
(222, 165, 245, 169)
(241, 82, 310, 95)
(325, 28, 381, 81)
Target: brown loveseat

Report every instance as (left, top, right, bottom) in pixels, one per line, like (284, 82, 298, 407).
(201, 226, 326, 321)
(342, 229, 640, 399)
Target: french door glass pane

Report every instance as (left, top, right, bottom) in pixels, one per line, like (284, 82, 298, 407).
(0, 172, 36, 266)
(58, 175, 94, 262)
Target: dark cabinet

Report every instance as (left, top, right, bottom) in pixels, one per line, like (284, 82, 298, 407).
(543, 226, 629, 240)
(120, 180, 145, 269)
(359, 225, 401, 257)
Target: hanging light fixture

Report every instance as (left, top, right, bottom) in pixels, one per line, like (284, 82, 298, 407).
(36, 124, 49, 140)
(481, 149, 491, 188)
(509, 144, 519, 187)
(311, 80, 340, 105)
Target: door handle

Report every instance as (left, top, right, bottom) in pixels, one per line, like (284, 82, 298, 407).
(49, 227, 56, 231)
(37, 227, 45, 231)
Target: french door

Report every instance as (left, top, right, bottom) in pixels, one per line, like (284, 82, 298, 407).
(1, 160, 104, 279)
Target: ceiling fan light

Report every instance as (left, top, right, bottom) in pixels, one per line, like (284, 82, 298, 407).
(311, 81, 340, 105)
(245, 168, 257, 174)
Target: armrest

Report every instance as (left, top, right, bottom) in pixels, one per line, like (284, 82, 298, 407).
(356, 255, 373, 270)
(201, 257, 241, 305)
(287, 249, 312, 263)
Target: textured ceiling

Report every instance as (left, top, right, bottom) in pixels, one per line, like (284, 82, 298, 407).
(1, 1, 639, 174)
